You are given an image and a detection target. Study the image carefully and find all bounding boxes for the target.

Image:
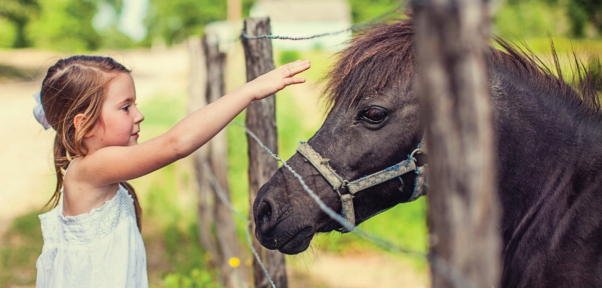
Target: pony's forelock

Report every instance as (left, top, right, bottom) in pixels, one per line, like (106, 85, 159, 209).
(323, 18, 602, 116)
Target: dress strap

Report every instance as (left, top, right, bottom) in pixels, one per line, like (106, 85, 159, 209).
(59, 159, 76, 214)
(64, 159, 75, 178)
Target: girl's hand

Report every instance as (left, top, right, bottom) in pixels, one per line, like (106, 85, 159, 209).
(246, 60, 311, 101)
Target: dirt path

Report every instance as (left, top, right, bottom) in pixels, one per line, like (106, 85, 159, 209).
(289, 251, 428, 288)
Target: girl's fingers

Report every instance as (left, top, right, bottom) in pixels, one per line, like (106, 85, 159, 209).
(281, 60, 311, 77)
(291, 77, 306, 84)
(283, 77, 306, 86)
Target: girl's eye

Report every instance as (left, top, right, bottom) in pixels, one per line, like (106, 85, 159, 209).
(122, 105, 130, 111)
(361, 107, 388, 124)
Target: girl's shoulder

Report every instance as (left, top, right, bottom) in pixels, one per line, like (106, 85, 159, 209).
(62, 157, 124, 216)
(38, 184, 136, 245)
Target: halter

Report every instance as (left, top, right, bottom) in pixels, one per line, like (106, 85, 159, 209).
(296, 140, 428, 233)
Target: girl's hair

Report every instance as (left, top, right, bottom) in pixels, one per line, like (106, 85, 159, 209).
(41, 55, 142, 230)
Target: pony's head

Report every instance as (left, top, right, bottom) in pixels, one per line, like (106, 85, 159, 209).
(253, 20, 424, 254)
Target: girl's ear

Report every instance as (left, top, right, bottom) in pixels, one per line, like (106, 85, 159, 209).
(74, 114, 95, 138)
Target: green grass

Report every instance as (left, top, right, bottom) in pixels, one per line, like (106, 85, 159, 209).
(0, 212, 44, 287)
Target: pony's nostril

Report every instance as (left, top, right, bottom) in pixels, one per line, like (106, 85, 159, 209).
(258, 201, 272, 224)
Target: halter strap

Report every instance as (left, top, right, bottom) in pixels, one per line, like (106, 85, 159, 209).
(297, 142, 344, 190)
(296, 141, 428, 233)
(347, 160, 416, 194)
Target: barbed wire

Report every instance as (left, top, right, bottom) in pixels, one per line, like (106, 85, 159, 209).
(240, 3, 405, 41)
(229, 122, 476, 288)
(203, 1, 406, 46)
(241, 29, 353, 41)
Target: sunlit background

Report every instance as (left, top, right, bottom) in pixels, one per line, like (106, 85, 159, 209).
(1, 0, 601, 287)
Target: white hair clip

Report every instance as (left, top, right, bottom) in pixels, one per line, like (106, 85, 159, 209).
(33, 92, 52, 130)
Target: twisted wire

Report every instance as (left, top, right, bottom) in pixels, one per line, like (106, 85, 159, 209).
(240, 3, 405, 41)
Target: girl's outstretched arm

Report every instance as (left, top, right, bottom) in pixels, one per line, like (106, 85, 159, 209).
(79, 60, 310, 186)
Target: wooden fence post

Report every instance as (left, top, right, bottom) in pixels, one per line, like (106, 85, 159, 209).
(186, 37, 221, 269)
(242, 17, 289, 288)
(203, 32, 250, 288)
(411, 0, 501, 287)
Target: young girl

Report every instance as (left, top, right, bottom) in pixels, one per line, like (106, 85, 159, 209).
(33, 55, 310, 287)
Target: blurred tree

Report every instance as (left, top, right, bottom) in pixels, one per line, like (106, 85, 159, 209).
(493, 0, 562, 38)
(100, 25, 137, 49)
(28, 0, 102, 50)
(0, 0, 131, 50)
(348, 0, 401, 23)
(145, 0, 255, 47)
(567, 0, 602, 37)
(0, 0, 40, 48)
(27, 0, 128, 51)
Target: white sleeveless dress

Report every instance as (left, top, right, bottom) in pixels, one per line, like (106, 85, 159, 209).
(36, 180, 149, 288)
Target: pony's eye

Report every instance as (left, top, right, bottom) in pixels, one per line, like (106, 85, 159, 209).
(361, 107, 388, 124)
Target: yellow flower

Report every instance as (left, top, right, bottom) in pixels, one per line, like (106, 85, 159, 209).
(228, 257, 241, 268)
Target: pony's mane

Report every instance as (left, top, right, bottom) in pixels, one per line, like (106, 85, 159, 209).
(323, 19, 602, 115)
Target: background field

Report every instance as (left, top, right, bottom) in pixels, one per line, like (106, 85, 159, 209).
(1, 0, 601, 287)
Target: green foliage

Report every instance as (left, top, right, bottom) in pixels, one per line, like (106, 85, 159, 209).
(0, 0, 133, 50)
(98, 25, 139, 50)
(3, 0, 602, 51)
(0, 26, 17, 49)
(0, 19, 17, 48)
(145, 0, 214, 46)
(279, 50, 301, 66)
(0, 0, 40, 48)
(494, 1, 564, 38)
(145, 0, 256, 47)
(137, 92, 186, 129)
(568, 1, 589, 37)
(567, 0, 602, 37)
(163, 268, 218, 288)
(347, 0, 401, 24)
(27, 0, 103, 51)
(496, 0, 602, 38)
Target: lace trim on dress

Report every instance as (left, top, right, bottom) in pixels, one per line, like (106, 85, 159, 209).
(39, 185, 136, 245)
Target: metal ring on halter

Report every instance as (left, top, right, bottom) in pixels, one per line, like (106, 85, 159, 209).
(410, 147, 423, 159)
(341, 180, 349, 191)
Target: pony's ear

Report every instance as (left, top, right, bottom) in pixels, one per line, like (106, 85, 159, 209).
(74, 114, 95, 138)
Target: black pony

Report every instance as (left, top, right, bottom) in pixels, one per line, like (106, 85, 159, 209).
(253, 19, 602, 287)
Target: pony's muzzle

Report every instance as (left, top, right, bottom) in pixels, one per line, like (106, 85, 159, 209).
(253, 184, 282, 250)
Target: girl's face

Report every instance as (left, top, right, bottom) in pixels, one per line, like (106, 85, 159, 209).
(87, 73, 144, 151)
